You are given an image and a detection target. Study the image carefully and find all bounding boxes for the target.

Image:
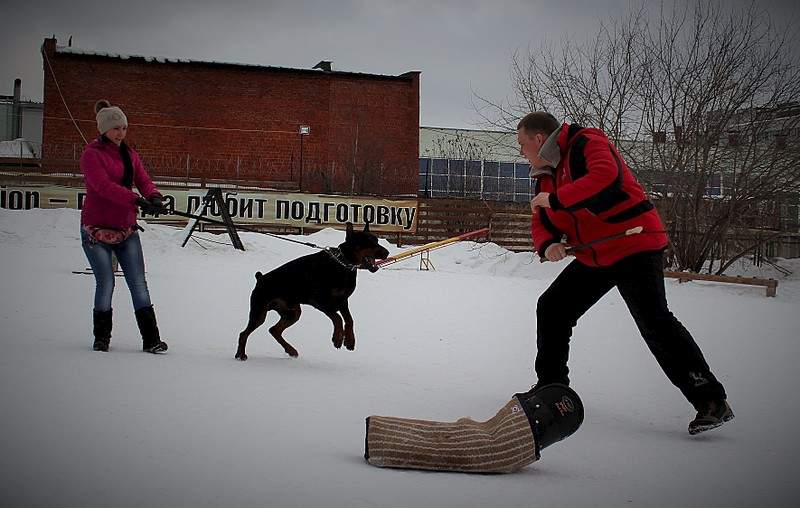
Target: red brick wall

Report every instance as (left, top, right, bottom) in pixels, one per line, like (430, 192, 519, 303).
(41, 38, 419, 196)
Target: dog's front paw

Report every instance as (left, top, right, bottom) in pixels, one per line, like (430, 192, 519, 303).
(235, 351, 248, 361)
(284, 345, 299, 358)
(332, 333, 344, 349)
(344, 334, 355, 351)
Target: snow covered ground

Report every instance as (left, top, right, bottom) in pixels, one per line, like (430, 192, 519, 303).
(1, 208, 798, 508)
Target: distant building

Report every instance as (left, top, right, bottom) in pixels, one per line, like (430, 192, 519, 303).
(40, 38, 420, 196)
(419, 126, 533, 203)
(0, 79, 43, 155)
(719, 102, 800, 148)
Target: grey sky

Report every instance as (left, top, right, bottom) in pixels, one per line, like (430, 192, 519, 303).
(1, 0, 797, 129)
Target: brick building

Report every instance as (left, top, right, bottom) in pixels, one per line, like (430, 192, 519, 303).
(40, 38, 420, 196)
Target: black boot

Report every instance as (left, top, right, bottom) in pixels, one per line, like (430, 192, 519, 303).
(135, 305, 168, 354)
(92, 309, 113, 351)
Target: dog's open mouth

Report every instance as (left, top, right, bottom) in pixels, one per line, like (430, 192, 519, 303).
(357, 245, 389, 272)
(361, 257, 381, 272)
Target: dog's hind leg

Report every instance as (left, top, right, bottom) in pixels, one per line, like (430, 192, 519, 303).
(339, 300, 356, 351)
(236, 300, 270, 361)
(269, 303, 301, 358)
(325, 310, 345, 349)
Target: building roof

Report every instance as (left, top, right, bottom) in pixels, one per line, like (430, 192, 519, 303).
(55, 45, 420, 82)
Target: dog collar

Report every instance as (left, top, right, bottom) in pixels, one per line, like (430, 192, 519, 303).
(325, 247, 359, 271)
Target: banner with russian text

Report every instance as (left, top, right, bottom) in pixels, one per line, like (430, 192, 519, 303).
(0, 183, 418, 233)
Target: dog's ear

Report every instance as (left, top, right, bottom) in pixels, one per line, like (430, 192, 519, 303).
(363, 221, 370, 233)
(346, 222, 354, 239)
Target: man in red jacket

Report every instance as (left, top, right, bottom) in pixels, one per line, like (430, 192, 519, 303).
(518, 111, 732, 435)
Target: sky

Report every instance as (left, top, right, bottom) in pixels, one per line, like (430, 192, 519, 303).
(1, 0, 798, 130)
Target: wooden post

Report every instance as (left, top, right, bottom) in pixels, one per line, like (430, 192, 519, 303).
(419, 250, 434, 271)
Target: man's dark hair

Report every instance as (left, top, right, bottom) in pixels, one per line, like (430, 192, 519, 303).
(517, 112, 560, 135)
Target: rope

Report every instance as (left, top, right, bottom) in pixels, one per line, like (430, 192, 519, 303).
(40, 116, 299, 134)
(42, 49, 88, 145)
(190, 237, 207, 250)
(191, 235, 234, 247)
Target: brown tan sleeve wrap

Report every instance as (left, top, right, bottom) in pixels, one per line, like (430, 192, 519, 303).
(365, 398, 537, 473)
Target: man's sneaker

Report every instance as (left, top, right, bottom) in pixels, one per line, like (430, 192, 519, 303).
(688, 399, 734, 435)
(143, 341, 168, 354)
(92, 338, 110, 352)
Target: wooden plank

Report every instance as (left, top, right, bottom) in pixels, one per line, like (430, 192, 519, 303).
(664, 271, 778, 297)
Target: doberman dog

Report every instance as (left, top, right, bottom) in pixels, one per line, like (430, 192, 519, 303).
(235, 222, 390, 360)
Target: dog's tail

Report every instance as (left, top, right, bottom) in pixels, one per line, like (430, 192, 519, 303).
(255, 271, 263, 280)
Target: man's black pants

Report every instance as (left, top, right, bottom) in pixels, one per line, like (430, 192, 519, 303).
(535, 250, 727, 409)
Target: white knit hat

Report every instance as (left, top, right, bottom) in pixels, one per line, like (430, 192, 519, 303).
(95, 100, 128, 134)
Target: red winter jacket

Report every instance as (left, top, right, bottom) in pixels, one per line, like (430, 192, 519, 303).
(531, 124, 668, 267)
(80, 138, 161, 229)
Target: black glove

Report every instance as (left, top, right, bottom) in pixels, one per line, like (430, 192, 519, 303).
(149, 195, 164, 217)
(136, 196, 164, 217)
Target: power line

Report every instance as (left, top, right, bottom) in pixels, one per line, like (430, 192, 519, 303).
(40, 116, 299, 134)
(42, 49, 88, 145)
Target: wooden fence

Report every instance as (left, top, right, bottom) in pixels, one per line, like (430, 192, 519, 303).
(393, 198, 533, 252)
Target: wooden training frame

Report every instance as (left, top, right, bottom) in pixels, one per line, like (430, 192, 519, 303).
(179, 188, 245, 251)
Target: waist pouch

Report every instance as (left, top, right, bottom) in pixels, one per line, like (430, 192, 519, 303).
(84, 225, 137, 245)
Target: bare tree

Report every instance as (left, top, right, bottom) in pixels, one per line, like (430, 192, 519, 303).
(476, 0, 800, 272)
(473, 5, 650, 145)
(425, 130, 490, 161)
(635, 1, 800, 272)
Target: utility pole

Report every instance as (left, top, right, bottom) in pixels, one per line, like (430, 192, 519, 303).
(299, 125, 310, 191)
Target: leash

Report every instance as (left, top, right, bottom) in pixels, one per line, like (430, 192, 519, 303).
(149, 207, 373, 271)
(162, 208, 328, 250)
